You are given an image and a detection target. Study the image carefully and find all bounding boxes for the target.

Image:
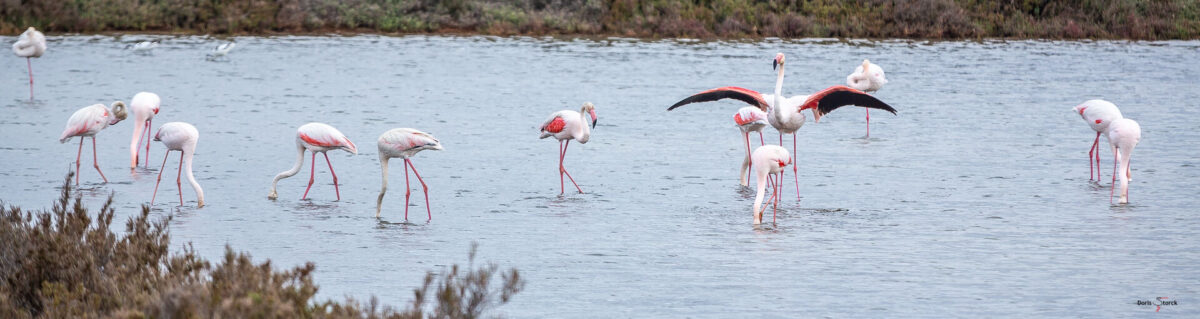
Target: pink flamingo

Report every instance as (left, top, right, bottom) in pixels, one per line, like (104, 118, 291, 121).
(846, 59, 888, 138)
(1106, 118, 1140, 204)
(1072, 99, 1124, 181)
(376, 128, 443, 219)
(538, 102, 597, 194)
(268, 123, 358, 201)
(750, 145, 791, 224)
(58, 102, 128, 185)
(735, 106, 768, 187)
(128, 92, 161, 168)
(150, 122, 205, 207)
(11, 27, 46, 100)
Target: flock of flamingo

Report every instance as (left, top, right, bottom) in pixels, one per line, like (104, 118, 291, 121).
(12, 27, 1143, 225)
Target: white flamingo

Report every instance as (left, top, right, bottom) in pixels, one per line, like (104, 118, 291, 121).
(150, 122, 205, 207)
(846, 59, 888, 138)
(376, 128, 444, 219)
(59, 102, 127, 185)
(1072, 99, 1124, 181)
(128, 92, 161, 168)
(209, 42, 235, 58)
(1106, 118, 1140, 204)
(12, 27, 46, 100)
(750, 145, 791, 224)
(669, 53, 897, 201)
(268, 123, 358, 201)
(539, 102, 597, 194)
(735, 106, 768, 186)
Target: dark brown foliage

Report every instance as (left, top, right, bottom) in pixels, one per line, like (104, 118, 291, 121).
(0, 173, 525, 318)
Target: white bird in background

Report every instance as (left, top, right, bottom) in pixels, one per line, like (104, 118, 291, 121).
(846, 59, 889, 138)
(268, 122, 358, 201)
(669, 53, 897, 201)
(150, 122, 205, 208)
(129, 92, 161, 168)
(539, 102, 598, 195)
(735, 106, 768, 186)
(12, 27, 47, 100)
(1072, 99, 1124, 181)
(209, 42, 235, 58)
(129, 41, 158, 52)
(1106, 118, 1140, 204)
(58, 102, 128, 185)
(376, 128, 444, 219)
(750, 145, 791, 224)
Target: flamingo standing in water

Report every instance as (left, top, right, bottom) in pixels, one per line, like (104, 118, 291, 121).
(150, 122, 204, 207)
(1106, 118, 1141, 204)
(735, 106, 768, 186)
(128, 92, 161, 168)
(376, 128, 443, 219)
(12, 27, 46, 100)
(539, 102, 597, 194)
(1072, 99, 1124, 181)
(669, 53, 897, 200)
(268, 123, 358, 201)
(59, 102, 128, 185)
(846, 59, 889, 138)
(750, 145, 791, 224)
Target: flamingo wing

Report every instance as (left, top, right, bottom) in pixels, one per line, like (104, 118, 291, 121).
(59, 105, 108, 142)
(668, 87, 769, 111)
(799, 85, 896, 122)
(381, 129, 440, 152)
(298, 123, 358, 153)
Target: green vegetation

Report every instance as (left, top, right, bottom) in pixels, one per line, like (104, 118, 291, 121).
(0, 173, 524, 318)
(2, 0, 1199, 39)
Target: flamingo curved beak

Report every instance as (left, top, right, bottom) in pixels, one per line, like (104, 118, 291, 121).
(589, 109, 598, 129)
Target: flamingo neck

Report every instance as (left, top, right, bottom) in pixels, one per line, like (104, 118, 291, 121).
(270, 143, 307, 197)
(577, 109, 592, 143)
(377, 155, 390, 216)
(183, 147, 205, 207)
(130, 118, 147, 166)
(751, 170, 768, 224)
(771, 66, 788, 125)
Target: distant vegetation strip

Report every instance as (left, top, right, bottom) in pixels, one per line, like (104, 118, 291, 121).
(2, 0, 1199, 39)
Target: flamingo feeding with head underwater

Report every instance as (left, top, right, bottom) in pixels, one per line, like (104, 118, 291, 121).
(150, 122, 204, 208)
(735, 106, 768, 187)
(1072, 99, 1124, 181)
(58, 101, 128, 185)
(1105, 118, 1140, 204)
(750, 145, 791, 224)
(268, 122, 358, 201)
(668, 52, 898, 201)
(846, 59, 889, 138)
(12, 27, 46, 100)
(376, 128, 443, 219)
(539, 102, 597, 195)
(129, 92, 161, 168)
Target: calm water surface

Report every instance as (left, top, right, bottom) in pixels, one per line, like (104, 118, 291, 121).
(2, 35, 1199, 317)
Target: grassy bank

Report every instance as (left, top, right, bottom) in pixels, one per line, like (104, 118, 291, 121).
(2, 0, 1199, 40)
(0, 174, 524, 318)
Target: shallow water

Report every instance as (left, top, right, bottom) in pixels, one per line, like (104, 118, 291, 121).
(2, 35, 1199, 317)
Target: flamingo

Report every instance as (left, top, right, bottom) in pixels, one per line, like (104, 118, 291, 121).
(150, 122, 205, 208)
(846, 59, 889, 138)
(1106, 118, 1140, 204)
(668, 52, 897, 201)
(538, 102, 597, 194)
(208, 42, 235, 59)
(735, 106, 768, 186)
(11, 27, 46, 100)
(750, 145, 791, 224)
(1072, 99, 1124, 181)
(268, 123, 358, 201)
(128, 92, 161, 168)
(58, 102, 128, 185)
(376, 128, 444, 219)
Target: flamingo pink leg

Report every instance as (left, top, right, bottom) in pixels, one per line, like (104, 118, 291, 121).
(1088, 132, 1100, 180)
(92, 137, 108, 183)
(866, 109, 870, 138)
(151, 151, 170, 205)
(145, 120, 153, 166)
(301, 152, 316, 199)
(758, 131, 765, 146)
(558, 140, 565, 194)
(323, 153, 340, 201)
(407, 159, 432, 220)
(27, 58, 33, 100)
(1110, 153, 1118, 203)
(560, 140, 583, 194)
(75, 138, 84, 185)
(403, 158, 411, 219)
(792, 133, 800, 201)
(176, 153, 184, 205)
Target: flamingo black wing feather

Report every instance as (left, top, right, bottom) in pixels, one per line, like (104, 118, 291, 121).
(668, 87, 769, 111)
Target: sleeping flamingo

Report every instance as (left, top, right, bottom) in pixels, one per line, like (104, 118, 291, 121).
(150, 122, 204, 207)
(129, 92, 161, 168)
(268, 123, 358, 201)
(59, 102, 128, 185)
(539, 102, 597, 194)
(669, 53, 897, 200)
(750, 145, 791, 224)
(846, 59, 888, 138)
(376, 128, 443, 219)
(736, 106, 768, 186)
(1072, 100, 1124, 181)
(1106, 118, 1140, 204)
(12, 27, 46, 100)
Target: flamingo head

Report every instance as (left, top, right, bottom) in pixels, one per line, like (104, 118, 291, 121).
(582, 102, 597, 128)
(773, 53, 785, 70)
(1072, 104, 1087, 116)
(108, 101, 128, 125)
(862, 59, 870, 72)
